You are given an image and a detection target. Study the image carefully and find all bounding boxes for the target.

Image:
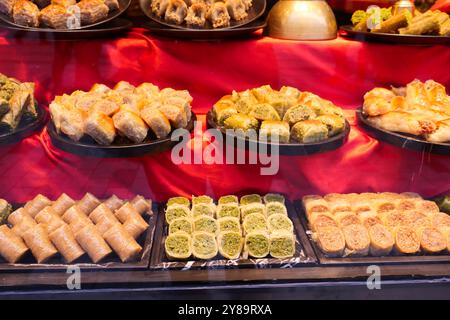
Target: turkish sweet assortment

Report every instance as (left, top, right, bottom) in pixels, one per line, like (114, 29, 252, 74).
(150, 0, 253, 28)
(212, 85, 346, 144)
(303, 192, 450, 257)
(0, 0, 121, 29)
(164, 193, 296, 261)
(0, 193, 152, 264)
(363, 79, 450, 143)
(351, 7, 450, 36)
(0, 73, 38, 133)
(49, 81, 193, 145)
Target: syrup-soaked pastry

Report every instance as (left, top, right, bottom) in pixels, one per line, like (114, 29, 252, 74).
(359, 211, 383, 229)
(115, 203, 149, 231)
(95, 216, 121, 236)
(335, 211, 361, 228)
(88, 203, 118, 224)
(303, 195, 329, 219)
(49, 224, 85, 263)
(165, 231, 192, 260)
(394, 226, 420, 254)
(84, 110, 116, 145)
(165, 0, 187, 25)
(432, 212, 450, 235)
(217, 231, 242, 260)
(368, 224, 394, 256)
(259, 120, 290, 143)
(0, 0, 17, 15)
(75, 224, 112, 263)
(103, 195, 124, 212)
(112, 109, 148, 143)
(192, 231, 218, 259)
(77, 193, 101, 215)
(34, 207, 66, 233)
(103, 224, 142, 263)
(62, 205, 89, 224)
(39, 4, 74, 29)
(151, 0, 170, 17)
(51, 0, 76, 7)
(76, 0, 109, 25)
(12, 0, 40, 28)
(207, 2, 230, 28)
(7, 207, 32, 226)
(225, 0, 247, 21)
(24, 194, 52, 218)
(395, 198, 416, 211)
(342, 224, 370, 256)
(269, 232, 295, 259)
(0, 225, 29, 263)
(310, 213, 338, 232)
(130, 195, 152, 215)
(140, 107, 171, 139)
(420, 227, 446, 254)
(185, 2, 206, 27)
(212, 97, 238, 125)
(51, 193, 76, 216)
(403, 210, 431, 230)
(158, 103, 188, 129)
(11, 217, 36, 238)
(123, 215, 149, 239)
(48, 101, 85, 138)
(22, 224, 58, 263)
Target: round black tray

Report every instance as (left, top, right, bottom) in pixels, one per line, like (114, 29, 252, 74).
(0, 105, 48, 145)
(356, 109, 450, 155)
(206, 111, 350, 156)
(340, 25, 450, 45)
(0, 18, 132, 40)
(47, 112, 197, 158)
(0, 0, 131, 31)
(140, 0, 266, 31)
(142, 19, 266, 39)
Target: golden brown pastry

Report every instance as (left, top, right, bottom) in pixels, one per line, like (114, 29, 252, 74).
(88, 203, 118, 224)
(76, 0, 109, 25)
(112, 109, 149, 143)
(140, 107, 171, 139)
(314, 226, 345, 257)
(77, 193, 101, 215)
(225, 0, 246, 21)
(367, 111, 437, 136)
(24, 194, 52, 218)
(11, 217, 37, 238)
(22, 224, 59, 263)
(84, 111, 116, 145)
(8, 208, 32, 226)
(130, 195, 152, 215)
(39, 4, 74, 29)
(12, 0, 40, 28)
(420, 227, 446, 254)
(103, 224, 142, 262)
(207, 1, 230, 28)
(342, 224, 370, 256)
(151, 0, 170, 17)
(95, 216, 121, 236)
(51, 0, 76, 7)
(51, 193, 76, 216)
(0, 0, 17, 15)
(165, 0, 187, 25)
(123, 216, 149, 239)
(75, 224, 112, 263)
(394, 226, 420, 254)
(103, 195, 124, 212)
(0, 225, 29, 263)
(49, 224, 85, 263)
(34, 207, 66, 233)
(49, 101, 86, 139)
(368, 224, 394, 256)
(310, 213, 338, 232)
(185, 2, 206, 27)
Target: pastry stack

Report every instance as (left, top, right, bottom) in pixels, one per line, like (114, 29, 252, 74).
(0, 193, 152, 264)
(164, 193, 296, 261)
(304, 192, 450, 257)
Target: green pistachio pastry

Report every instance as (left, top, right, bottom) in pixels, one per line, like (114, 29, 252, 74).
(192, 195, 214, 205)
(169, 217, 193, 235)
(241, 203, 266, 220)
(193, 215, 218, 234)
(165, 204, 191, 224)
(268, 213, 294, 234)
(192, 231, 218, 260)
(243, 213, 268, 234)
(240, 194, 262, 205)
(218, 217, 241, 234)
(165, 232, 192, 260)
(266, 202, 288, 217)
(167, 197, 190, 208)
(264, 193, 285, 204)
(218, 195, 239, 205)
(216, 203, 240, 219)
(245, 232, 270, 258)
(270, 232, 295, 259)
(218, 231, 243, 260)
(191, 203, 216, 218)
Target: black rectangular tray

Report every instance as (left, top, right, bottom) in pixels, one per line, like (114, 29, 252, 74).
(0, 202, 157, 272)
(294, 200, 450, 266)
(150, 200, 317, 270)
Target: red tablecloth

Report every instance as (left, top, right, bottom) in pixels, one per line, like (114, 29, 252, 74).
(0, 29, 449, 202)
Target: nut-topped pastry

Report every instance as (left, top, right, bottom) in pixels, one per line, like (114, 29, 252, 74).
(76, 0, 109, 25)
(12, 0, 40, 28)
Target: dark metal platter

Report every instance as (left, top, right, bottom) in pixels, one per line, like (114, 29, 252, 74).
(295, 200, 450, 266)
(206, 110, 350, 156)
(142, 19, 266, 39)
(150, 199, 317, 270)
(356, 109, 450, 155)
(47, 112, 196, 158)
(0, 104, 47, 146)
(0, 0, 131, 31)
(0, 202, 157, 272)
(0, 18, 132, 40)
(340, 25, 450, 45)
(140, 0, 266, 31)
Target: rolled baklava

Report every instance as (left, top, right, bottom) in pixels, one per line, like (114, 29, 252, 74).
(77, 193, 101, 215)
(240, 194, 262, 205)
(420, 227, 446, 254)
(51, 193, 76, 216)
(8, 208, 32, 226)
(167, 196, 190, 208)
(314, 226, 345, 257)
(266, 202, 288, 217)
(218, 231, 243, 260)
(368, 224, 394, 256)
(49, 224, 85, 263)
(193, 215, 218, 234)
(267, 213, 293, 234)
(165, 204, 191, 224)
(240, 203, 266, 220)
(218, 217, 241, 234)
(165, 231, 192, 260)
(0, 225, 29, 263)
(218, 195, 238, 205)
(169, 217, 193, 235)
(103, 195, 124, 212)
(310, 213, 338, 233)
(123, 215, 149, 239)
(264, 193, 285, 204)
(242, 213, 267, 234)
(23, 224, 59, 263)
(191, 203, 215, 218)
(394, 226, 420, 254)
(34, 207, 66, 233)
(24, 194, 52, 218)
(75, 224, 112, 263)
(192, 231, 218, 260)
(192, 195, 214, 205)
(103, 224, 142, 263)
(216, 203, 240, 219)
(244, 231, 270, 258)
(270, 232, 295, 259)
(342, 224, 370, 256)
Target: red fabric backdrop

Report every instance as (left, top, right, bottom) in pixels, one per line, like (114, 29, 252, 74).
(0, 29, 449, 202)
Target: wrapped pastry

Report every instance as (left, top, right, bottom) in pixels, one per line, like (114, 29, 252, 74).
(77, 193, 101, 215)
(240, 203, 266, 220)
(34, 207, 66, 233)
(89, 203, 118, 224)
(115, 203, 149, 228)
(259, 120, 290, 143)
(159, 102, 189, 129)
(218, 217, 241, 234)
(310, 213, 338, 232)
(328, 200, 352, 214)
(440, 18, 450, 36)
(373, 12, 409, 33)
(315, 114, 345, 136)
(0, 225, 28, 263)
(232, 89, 258, 114)
(225, 0, 247, 21)
(282, 105, 315, 126)
(75, 224, 112, 263)
(267, 213, 293, 234)
(193, 215, 218, 234)
(51, 0, 76, 7)
(359, 211, 383, 228)
(242, 213, 267, 234)
(103, 224, 142, 263)
(130, 195, 152, 215)
(264, 193, 285, 204)
(216, 203, 240, 219)
(96, 216, 121, 236)
(49, 102, 85, 140)
(165, 231, 192, 260)
(192, 203, 215, 218)
(135, 82, 160, 99)
(399, 15, 439, 35)
(12, 0, 40, 28)
(112, 109, 148, 143)
(152, 0, 169, 16)
(335, 211, 361, 227)
(244, 231, 270, 258)
(62, 205, 89, 224)
(212, 98, 237, 125)
(367, 224, 394, 256)
(403, 210, 431, 230)
(51, 193, 76, 216)
(266, 202, 287, 217)
(40, 5, 75, 29)
(11, 216, 37, 238)
(372, 199, 396, 215)
(395, 198, 416, 211)
(218, 195, 238, 205)
(432, 212, 450, 235)
(167, 196, 190, 208)
(7, 208, 31, 226)
(192, 195, 214, 205)
(192, 231, 218, 260)
(248, 103, 281, 121)
(77, 0, 109, 25)
(24, 194, 52, 218)
(69, 217, 94, 235)
(140, 107, 171, 139)
(91, 98, 120, 116)
(270, 232, 295, 259)
(426, 119, 450, 143)
(169, 217, 193, 235)
(49, 225, 85, 263)
(241, 0, 251, 10)
(303, 195, 330, 217)
(420, 227, 446, 254)
(394, 226, 420, 254)
(164, 0, 187, 25)
(224, 113, 260, 135)
(103, 195, 124, 212)
(23, 224, 58, 263)
(218, 231, 243, 260)
(240, 194, 262, 205)
(185, 2, 207, 27)
(0, 0, 17, 15)
(291, 120, 329, 143)
(342, 224, 370, 256)
(207, 1, 230, 28)
(84, 110, 116, 145)
(165, 204, 191, 224)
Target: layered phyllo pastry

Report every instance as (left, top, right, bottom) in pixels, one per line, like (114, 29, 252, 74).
(185, 2, 207, 27)
(193, 215, 218, 234)
(241, 203, 266, 220)
(240, 194, 262, 205)
(192, 195, 214, 205)
(394, 226, 420, 254)
(218, 195, 239, 205)
(420, 227, 447, 254)
(224, 113, 259, 135)
(218, 231, 243, 259)
(165, 232, 192, 260)
(12, 0, 40, 27)
(165, 204, 190, 224)
(266, 202, 288, 217)
(218, 217, 241, 234)
(367, 223, 394, 256)
(225, 0, 246, 21)
(267, 213, 293, 234)
(270, 232, 295, 259)
(216, 203, 240, 219)
(192, 231, 218, 260)
(167, 196, 190, 208)
(242, 213, 267, 234)
(342, 224, 370, 256)
(169, 217, 193, 235)
(313, 226, 346, 257)
(264, 193, 285, 204)
(259, 120, 290, 143)
(244, 231, 270, 258)
(192, 203, 215, 217)
(291, 120, 329, 143)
